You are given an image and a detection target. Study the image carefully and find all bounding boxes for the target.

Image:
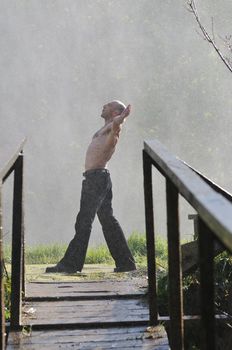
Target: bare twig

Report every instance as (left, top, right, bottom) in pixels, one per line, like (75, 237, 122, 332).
(211, 17, 215, 43)
(187, 0, 232, 73)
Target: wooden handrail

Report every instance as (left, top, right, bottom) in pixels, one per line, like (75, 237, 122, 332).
(0, 139, 26, 348)
(143, 139, 232, 350)
(184, 161, 232, 203)
(0, 138, 26, 183)
(144, 139, 232, 252)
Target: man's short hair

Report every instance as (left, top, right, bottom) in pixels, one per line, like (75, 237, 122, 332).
(113, 100, 126, 114)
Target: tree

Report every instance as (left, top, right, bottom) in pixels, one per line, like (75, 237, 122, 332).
(187, 0, 232, 73)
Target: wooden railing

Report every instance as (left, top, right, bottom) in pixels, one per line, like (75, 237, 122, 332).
(0, 140, 26, 349)
(143, 139, 232, 350)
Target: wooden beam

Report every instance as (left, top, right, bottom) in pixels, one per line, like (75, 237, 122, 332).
(144, 139, 232, 253)
(11, 154, 24, 327)
(143, 150, 158, 325)
(198, 218, 215, 350)
(0, 183, 5, 349)
(166, 179, 184, 349)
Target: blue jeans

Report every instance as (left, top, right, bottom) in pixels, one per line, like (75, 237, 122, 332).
(59, 169, 135, 271)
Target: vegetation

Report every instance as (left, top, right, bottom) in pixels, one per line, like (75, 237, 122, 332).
(3, 231, 167, 266)
(157, 251, 232, 349)
(4, 277, 11, 322)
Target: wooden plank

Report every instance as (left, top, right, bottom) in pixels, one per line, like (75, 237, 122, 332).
(22, 298, 150, 325)
(186, 163, 232, 203)
(7, 279, 169, 348)
(25, 279, 147, 299)
(7, 326, 169, 349)
(181, 238, 224, 273)
(7, 341, 169, 349)
(144, 139, 232, 252)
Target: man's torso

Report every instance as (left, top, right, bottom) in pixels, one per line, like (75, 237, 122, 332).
(85, 122, 120, 171)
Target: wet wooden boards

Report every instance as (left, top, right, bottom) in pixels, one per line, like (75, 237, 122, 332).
(7, 278, 170, 349)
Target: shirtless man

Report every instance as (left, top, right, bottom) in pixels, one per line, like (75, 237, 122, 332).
(46, 100, 136, 273)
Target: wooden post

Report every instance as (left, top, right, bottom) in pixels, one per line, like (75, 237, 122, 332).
(0, 182, 5, 348)
(166, 179, 184, 350)
(198, 218, 215, 350)
(143, 150, 158, 325)
(21, 159, 25, 298)
(11, 154, 24, 327)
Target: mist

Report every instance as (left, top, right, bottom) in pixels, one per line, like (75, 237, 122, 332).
(1, 0, 232, 246)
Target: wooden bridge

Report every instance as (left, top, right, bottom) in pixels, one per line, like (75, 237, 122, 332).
(7, 274, 169, 349)
(1, 139, 232, 349)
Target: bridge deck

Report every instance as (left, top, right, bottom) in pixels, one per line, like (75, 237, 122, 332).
(8, 325, 169, 349)
(7, 271, 169, 349)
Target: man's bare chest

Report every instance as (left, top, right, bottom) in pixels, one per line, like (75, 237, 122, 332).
(93, 124, 112, 139)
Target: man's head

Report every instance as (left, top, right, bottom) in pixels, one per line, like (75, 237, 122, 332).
(101, 100, 126, 120)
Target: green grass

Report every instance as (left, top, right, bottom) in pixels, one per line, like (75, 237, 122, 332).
(3, 232, 167, 267)
(128, 231, 168, 269)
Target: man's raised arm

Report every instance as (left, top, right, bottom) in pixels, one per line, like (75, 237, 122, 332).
(112, 105, 131, 132)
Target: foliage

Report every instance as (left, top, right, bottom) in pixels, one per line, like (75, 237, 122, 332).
(4, 276, 11, 322)
(127, 231, 168, 268)
(127, 231, 147, 256)
(85, 245, 113, 264)
(3, 232, 167, 266)
(157, 251, 232, 349)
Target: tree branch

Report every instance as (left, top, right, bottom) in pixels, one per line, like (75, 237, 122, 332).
(187, 0, 232, 73)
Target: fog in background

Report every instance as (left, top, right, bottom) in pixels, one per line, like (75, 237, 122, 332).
(1, 0, 232, 246)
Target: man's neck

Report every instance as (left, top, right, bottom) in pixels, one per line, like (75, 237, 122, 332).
(104, 117, 114, 125)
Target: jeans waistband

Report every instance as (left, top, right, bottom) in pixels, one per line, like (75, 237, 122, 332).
(83, 168, 110, 177)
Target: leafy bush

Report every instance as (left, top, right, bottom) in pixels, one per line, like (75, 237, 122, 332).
(157, 251, 232, 349)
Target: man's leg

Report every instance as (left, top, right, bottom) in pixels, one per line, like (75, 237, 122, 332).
(97, 182, 136, 272)
(46, 174, 109, 273)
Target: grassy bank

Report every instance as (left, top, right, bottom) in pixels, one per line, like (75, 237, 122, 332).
(3, 231, 168, 267)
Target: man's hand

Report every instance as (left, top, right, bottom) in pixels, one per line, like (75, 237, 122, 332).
(120, 104, 131, 119)
(111, 104, 131, 136)
(113, 104, 131, 127)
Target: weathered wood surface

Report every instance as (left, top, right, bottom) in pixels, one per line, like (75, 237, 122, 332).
(11, 154, 24, 327)
(26, 278, 147, 300)
(0, 185, 5, 350)
(143, 150, 158, 324)
(7, 278, 169, 349)
(7, 326, 170, 349)
(22, 298, 149, 325)
(144, 139, 232, 253)
(181, 239, 225, 273)
(0, 139, 26, 183)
